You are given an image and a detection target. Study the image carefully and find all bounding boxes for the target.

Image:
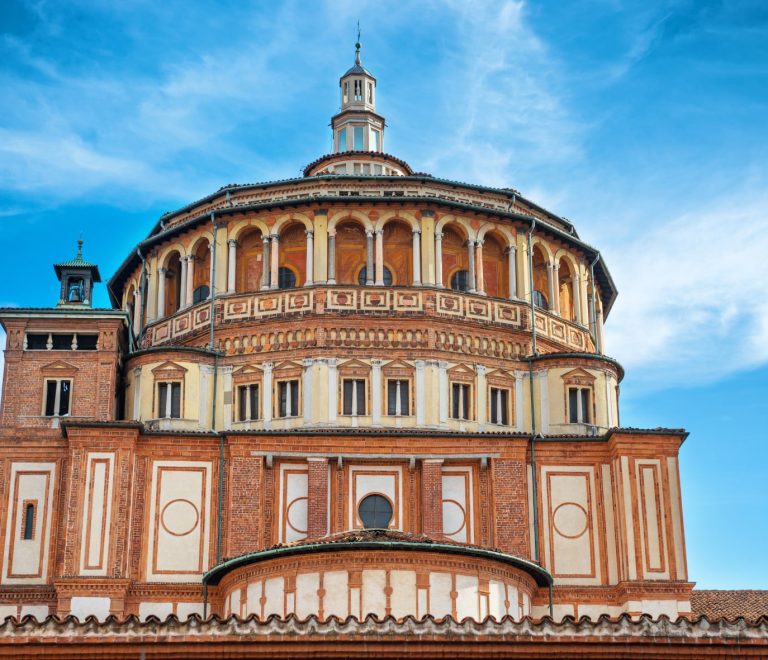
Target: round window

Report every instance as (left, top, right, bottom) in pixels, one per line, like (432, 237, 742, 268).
(358, 494, 393, 529)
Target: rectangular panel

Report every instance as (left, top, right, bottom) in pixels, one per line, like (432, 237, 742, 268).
(441, 468, 474, 543)
(80, 453, 115, 575)
(278, 464, 308, 543)
(540, 466, 601, 585)
(393, 290, 422, 311)
(349, 465, 403, 530)
(146, 461, 211, 582)
(361, 289, 391, 310)
(326, 289, 357, 310)
(435, 293, 464, 317)
(636, 460, 669, 578)
(223, 297, 252, 321)
(3, 463, 56, 584)
(254, 293, 283, 316)
(493, 302, 522, 326)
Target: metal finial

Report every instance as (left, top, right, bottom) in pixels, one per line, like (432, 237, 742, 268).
(355, 21, 361, 64)
(76, 238, 84, 259)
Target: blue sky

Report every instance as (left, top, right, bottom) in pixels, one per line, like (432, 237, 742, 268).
(1, 0, 766, 588)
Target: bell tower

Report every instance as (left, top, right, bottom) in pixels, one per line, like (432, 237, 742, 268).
(54, 239, 102, 307)
(332, 36, 385, 153)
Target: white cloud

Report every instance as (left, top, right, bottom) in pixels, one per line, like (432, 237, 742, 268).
(603, 192, 768, 387)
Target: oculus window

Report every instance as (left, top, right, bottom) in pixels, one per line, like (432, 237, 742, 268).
(358, 494, 393, 529)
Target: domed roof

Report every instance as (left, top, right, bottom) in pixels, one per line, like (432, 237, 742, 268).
(341, 41, 375, 80)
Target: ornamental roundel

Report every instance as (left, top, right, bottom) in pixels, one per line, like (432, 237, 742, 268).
(286, 496, 308, 535)
(160, 498, 200, 537)
(552, 502, 589, 539)
(442, 499, 467, 538)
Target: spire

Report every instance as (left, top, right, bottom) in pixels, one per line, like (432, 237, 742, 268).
(355, 21, 361, 65)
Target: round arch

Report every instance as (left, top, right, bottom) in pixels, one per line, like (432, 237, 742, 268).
(328, 210, 374, 233)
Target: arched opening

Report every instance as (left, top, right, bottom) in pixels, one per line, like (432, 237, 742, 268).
(558, 258, 574, 321)
(359, 265, 392, 286)
(382, 220, 412, 285)
(335, 221, 367, 285)
(236, 228, 264, 293)
(164, 252, 183, 316)
(278, 223, 307, 286)
(192, 240, 211, 304)
(532, 245, 549, 310)
(442, 225, 469, 289)
(482, 232, 508, 298)
(278, 266, 297, 289)
(125, 284, 136, 330)
(66, 277, 85, 303)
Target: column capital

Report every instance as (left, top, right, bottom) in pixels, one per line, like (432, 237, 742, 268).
(132, 366, 142, 377)
(365, 229, 374, 238)
(228, 239, 238, 248)
(157, 267, 167, 275)
(374, 229, 384, 236)
(370, 359, 384, 367)
(475, 364, 487, 376)
(328, 228, 337, 237)
(414, 359, 426, 368)
(270, 233, 280, 241)
(412, 228, 422, 236)
(302, 358, 315, 367)
(434, 231, 444, 240)
(262, 236, 271, 245)
(505, 245, 517, 255)
(262, 361, 274, 372)
(476, 238, 484, 247)
(305, 229, 314, 238)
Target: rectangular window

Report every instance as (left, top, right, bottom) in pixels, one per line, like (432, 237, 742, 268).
(22, 502, 35, 540)
(44, 379, 72, 417)
(372, 129, 380, 151)
(237, 383, 260, 421)
(342, 379, 366, 416)
(158, 382, 182, 419)
(367, 81, 373, 104)
(51, 333, 74, 350)
(26, 333, 49, 350)
(451, 383, 471, 420)
(354, 126, 364, 150)
(568, 387, 591, 423)
(387, 379, 409, 416)
(354, 79, 362, 101)
(338, 128, 347, 152)
(489, 387, 509, 425)
(278, 380, 299, 418)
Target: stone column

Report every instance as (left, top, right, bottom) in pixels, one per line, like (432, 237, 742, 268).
(303, 358, 314, 423)
(185, 255, 195, 307)
(179, 256, 188, 308)
(156, 268, 167, 319)
(304, 230, 314, 286)
(412, 230, 422, 285)
(307, 458, 329, 538)
(261, 236, 270, 290)
(434, 231, 444, 287)
(415, 360, 426, 426)
(327, 359, 338, 423)
(371, 359, 382, 426)
(552, 262, 560, 315)
(374, 229, 384, 285)
(198, 364, 212, 429)
(132, 367, 142, 421)
(438, 361, 449, 426)
(597, 306, 605, 354)
(269, 234, 279, 290)
(327, 231, 337, 284)
(467, 240, 477, 292)
(475, 239, 485, 294)
(222, 366, 233, 430)
(262, 362, 273, 427)
(506, 246, 517, 299)
(546, 262, 556, 313)
(572, 274, 582, 324)
(421, 459, 444, 537)
(133, 290, 142, 336)
(475, 364, 487, 428)
(365, 230, 374, 285)
(227, 239, 237, 293)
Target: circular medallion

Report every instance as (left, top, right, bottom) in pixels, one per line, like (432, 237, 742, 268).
(160, 498, 200, 537)
(552, 502, 588, 539)
(442, 499, 467, 537)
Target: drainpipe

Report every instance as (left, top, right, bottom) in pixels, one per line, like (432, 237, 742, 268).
(526, 219, 541, 565)
(589, 254, 601, 354)
(136, 248, 147, 344)
(209, 214, 225, 566)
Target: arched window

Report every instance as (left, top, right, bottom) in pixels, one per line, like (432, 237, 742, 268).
(67, 278, 84, 303)
(192, 285, 209, 304)
(358, 494, 393, 529)
(278, 267, 296, 289)
(533, 290, 548, 310)
(358, 266, 392, 286)
(450, 270, 470, 292)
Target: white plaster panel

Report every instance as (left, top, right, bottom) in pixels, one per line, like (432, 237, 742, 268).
(139, 602, 173, 621)
(636, 460, 670, 580)
(3, 462, 56, 585)
(0, 605, 16, 619)
(70, 596, 111, 622)
(601, 463, 618, 585)
(146, 460, 212, 582)
(667, 457, 687, 580)
(19, 605, 48, 620)
(278, 464, 308, 543)
(488, 580, 505, 620)
(323, 570, 349, 619)
(246, 581, 262, 617)
(389, 570, 416, 620)
(295, 572, 320, 619)
(441, 468, 474, 543)
(455, 574, 479, 621)
(361, 569, 387, 618)
(177, 602, 204, 619)
(264, 577, 284, 618)
(79, 452, 115, 576)
(429, 572, 452, 618)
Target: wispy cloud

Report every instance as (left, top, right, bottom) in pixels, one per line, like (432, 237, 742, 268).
(604, 191, 768, 387)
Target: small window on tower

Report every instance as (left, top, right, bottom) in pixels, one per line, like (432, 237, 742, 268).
(338, 128, 347, 152)
(343, 81, 349, 104)
(372, 129, 380, 151)
(237, 383, 260, 421)
(342, 379, 366, 416)
(44, 379, 72, 417)
(22, 502, 36, 540)
(158, 382, 182, 419)
(354, 79, 362, 101)
(67, 277, 85, 303)
(367, 82, 373, 103)
(277, 380, 300, 418)
(354, 126, 364, 150)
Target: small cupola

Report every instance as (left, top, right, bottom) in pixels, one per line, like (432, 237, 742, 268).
(54, 239, 102, 307)
(333, 35, 385, 153)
